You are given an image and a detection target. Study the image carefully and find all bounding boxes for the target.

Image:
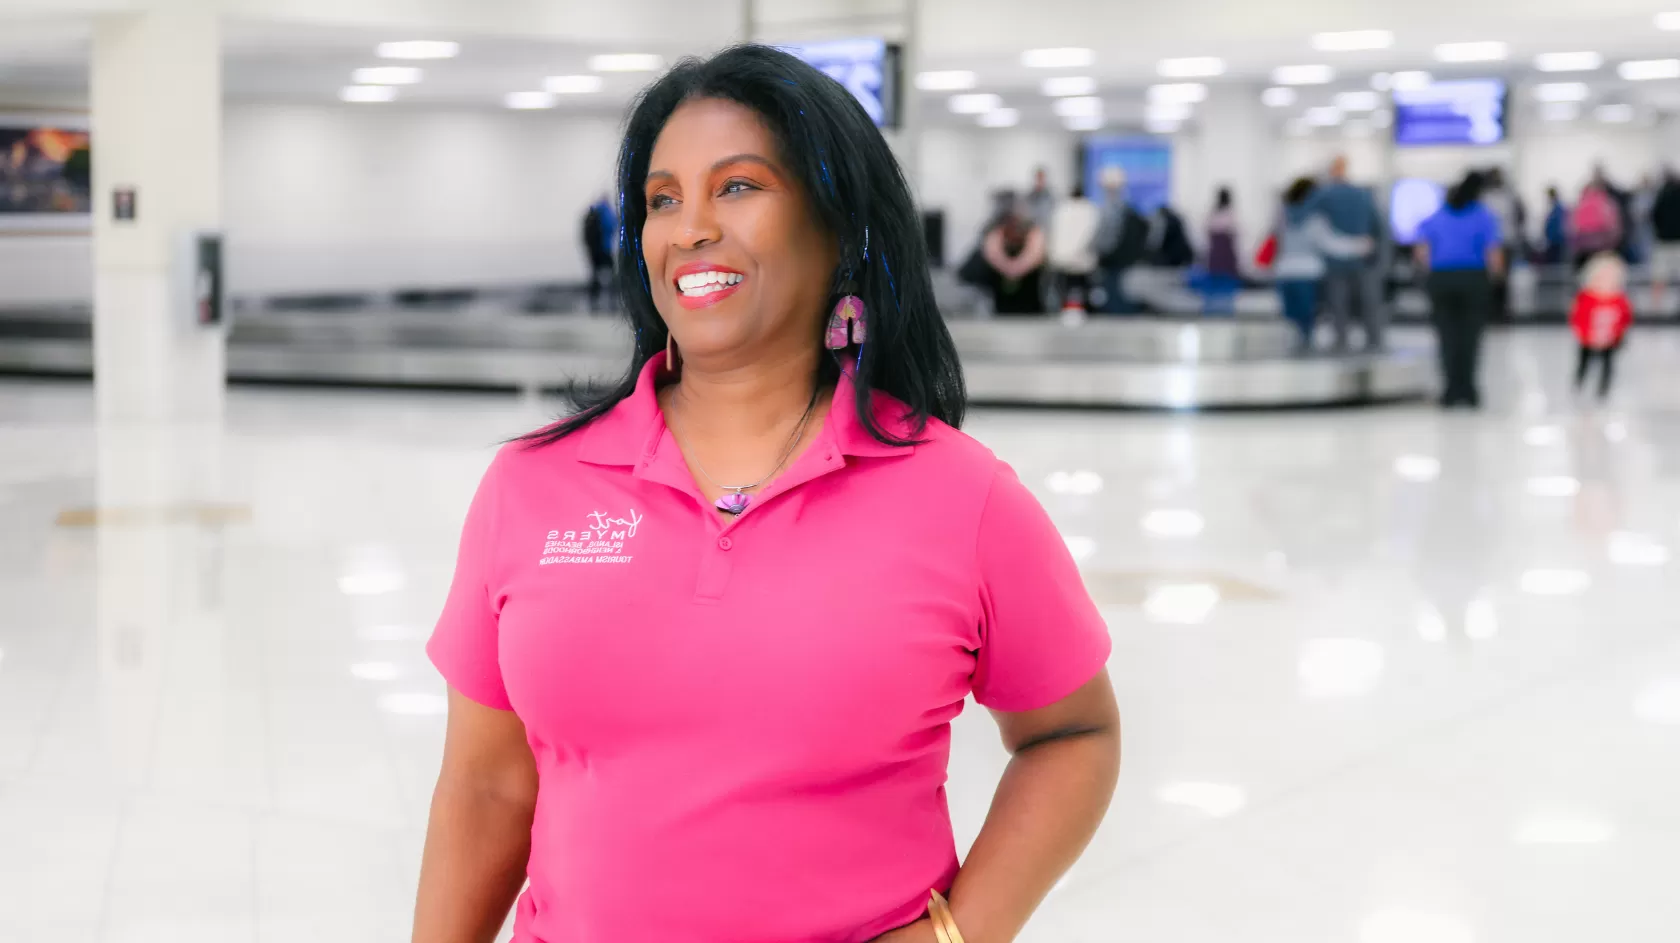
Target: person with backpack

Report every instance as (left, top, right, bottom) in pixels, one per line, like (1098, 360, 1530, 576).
(1571, 181, 1623, 271)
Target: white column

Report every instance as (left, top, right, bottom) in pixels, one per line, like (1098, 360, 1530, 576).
(1194, 82, 1275, 265)
(91, 0, 224, 424)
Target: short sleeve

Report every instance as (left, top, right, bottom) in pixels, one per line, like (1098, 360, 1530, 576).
(426, 454, 513, 711)
(971, 463, 1112, 712)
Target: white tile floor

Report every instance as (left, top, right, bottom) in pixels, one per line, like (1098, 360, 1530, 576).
(3, 327, 1679, 943)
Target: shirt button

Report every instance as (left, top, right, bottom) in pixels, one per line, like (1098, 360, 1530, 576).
(717, 536, 733, 551)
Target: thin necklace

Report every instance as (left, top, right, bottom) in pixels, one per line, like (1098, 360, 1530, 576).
(668, 385, 821, 515)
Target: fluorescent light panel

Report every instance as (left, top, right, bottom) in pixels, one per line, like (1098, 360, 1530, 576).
(505, 91, 557, 110)
(544, 75, 603, 94)
(1619, 59, 1680, 81)
(589, 53, 664, 72)
(1335, 90, 1380, 111)
(1435, 41, 1508, 63)
(1041, 75, 1097, 97)
(1145, 118, 1182, 134)
(1052, 96, 1103, 118)
(352, 66, 422, 85)
(1312, 30, 1394, 52)
(916, 70, 977, 91)
(1262, 86, 1297, 107)
(340, 85, 398, 103)
(978, 108, 1020, 128)
(1597, 103, 1636, 122)
(1147, 102, 1193, 122)
(1064, 115, 1105, 131)
(1158, 57, 1225, 78)
(1542, 102, 1581, 121)
(1022, 47, 1095, 68)
(376, 41, 458, 60)
(1148, 82, 1207, 104)
(948, 93, 1003, 114)
(1534, 82, 1589, 102)
(1392, 70, 1433, 91)
(1535, 51, 1603, 72)
(1306, 105, 1344, 126)
(1273, 64, 1335, 85)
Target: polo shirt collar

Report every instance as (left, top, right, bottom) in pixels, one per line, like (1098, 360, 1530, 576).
(577, 357, 915, 468)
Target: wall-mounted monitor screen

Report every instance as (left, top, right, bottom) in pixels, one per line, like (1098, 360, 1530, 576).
(781, 38, 902, 128)
(1393, 78, 1507, 147)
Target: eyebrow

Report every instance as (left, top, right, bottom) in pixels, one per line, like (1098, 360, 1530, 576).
(645, 153, 781, 184)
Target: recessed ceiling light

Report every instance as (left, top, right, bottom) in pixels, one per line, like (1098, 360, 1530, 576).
(916, 70, 977, 91)
(1146, 102, 1193, 122)
(544, 75, 603, 94)
(1145, 117, 1183, 135)
(1052, 96, 1103, 118)
(352, 66, 422, 85)
(1392, 70, 1433, 90)
(1157, 57, 1225, 78)
(1619, 58, 1680, 81)
(1658, 11, 1680, 30)
(978, 107, 1021, 128)
(376, 41, 459, 60)
(1535, 51, 1603, 72)
(1335, 90, 1380, 111)
(340, 85, 398, 103)
(1435, 41, 1509, 63)
(1272, 64, 1335, 85)
(948, 93, 1003, 114)
(588, 53, 664, 72)
(1534, 82, 1590, 102)
(1596, 102, 1637, 122)
(1261, 86, 1297, 107)
(505, 91, 557, 110)
(1542, 102, 1582, 121)
(1305, 105, 1344, 126)
(1312, 30, 1395, 52)
(1064, 114, 1105, 131)
(1022, 47, 1095, 68)
(1041, 75, 1097, 97)
(1148, 82, 1208, 104)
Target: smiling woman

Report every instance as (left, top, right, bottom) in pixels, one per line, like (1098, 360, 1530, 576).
(413, 44, 1120, 943)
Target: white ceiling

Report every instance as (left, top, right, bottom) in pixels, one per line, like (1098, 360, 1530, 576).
(3, 1, 1680, 131)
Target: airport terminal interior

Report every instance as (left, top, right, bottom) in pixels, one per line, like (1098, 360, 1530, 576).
(3, 1, 1680, 941)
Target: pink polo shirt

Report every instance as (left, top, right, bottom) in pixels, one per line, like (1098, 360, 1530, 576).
(428, 359, 1111, 943)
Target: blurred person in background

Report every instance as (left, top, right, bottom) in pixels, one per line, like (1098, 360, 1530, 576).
(1632, 171, 1659, 264)
(1541, 185, 1570, 266)
(415, 45, 1119, 943)
(1148, 202, 1194, 268)
(1571, 252, 1634, 401)
(1571, 178, 1623, 271)
(1589, 164, 1635, 261)
(1415, 171, 1504, 409)
(1093, 166, 1149, 313)
(1312, 155, 1385, 352)
(1647, 167, 1680, 307)
(1271, 177, 1374, 353)
(981, 191, 1048, 315)
(582, 193, 618, 310)
(1025, 166, 1055, 231)
(1047, 182, 1101, 315)
(1202, 186, 1241, 314)
(1478, 167, 1524, 321)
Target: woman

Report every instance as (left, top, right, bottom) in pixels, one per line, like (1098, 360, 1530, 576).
(1202, 186, 1241, 314)
(980, 193, 1048, 315)
(415, 45, 1120, 943)
(1270, 177, 1371, 352)
(1047, 183, 1101, 313)
(1415, 171, 1504, 409)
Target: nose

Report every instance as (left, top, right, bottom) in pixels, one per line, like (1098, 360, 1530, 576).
(675, 191, 721, 251)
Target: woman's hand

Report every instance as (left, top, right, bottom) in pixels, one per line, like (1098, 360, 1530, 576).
(870, 917, 940, 943)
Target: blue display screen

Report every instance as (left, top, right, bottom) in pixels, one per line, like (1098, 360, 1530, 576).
(1082, 137, 1173, 213)
(780, 38, 900, 128)
(1393, 79, 1507, 147)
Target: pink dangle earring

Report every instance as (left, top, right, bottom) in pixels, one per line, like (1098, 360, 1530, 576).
(826, 295, 867, 349)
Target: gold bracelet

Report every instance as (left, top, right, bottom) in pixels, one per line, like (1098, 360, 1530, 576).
(928, 889, 966, 943)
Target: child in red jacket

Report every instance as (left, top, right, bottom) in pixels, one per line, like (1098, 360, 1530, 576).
(1571, 252, 1633, 399)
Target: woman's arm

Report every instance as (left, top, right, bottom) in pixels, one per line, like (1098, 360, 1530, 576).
(1306, 215, 1372, 259)
(980, 228, 1013, 277)
(413, 689, 539, 943)
(877, 673, 1121, 943)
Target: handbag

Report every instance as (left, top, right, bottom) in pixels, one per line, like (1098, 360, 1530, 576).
(1254, 232, 1278, 268)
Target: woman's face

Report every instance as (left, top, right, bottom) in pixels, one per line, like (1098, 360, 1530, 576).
(642, 97, 837, 366)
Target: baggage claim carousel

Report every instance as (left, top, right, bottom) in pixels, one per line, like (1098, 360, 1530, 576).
(0, 308, 1431, 409)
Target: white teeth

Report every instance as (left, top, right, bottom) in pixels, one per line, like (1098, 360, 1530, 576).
(676, 271, 742, 295)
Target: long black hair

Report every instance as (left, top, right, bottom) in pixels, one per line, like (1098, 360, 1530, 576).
(521, 44, 965, 448)
(1446, 170, 1485, 211)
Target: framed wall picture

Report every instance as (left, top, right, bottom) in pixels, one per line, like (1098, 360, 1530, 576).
(0, 112, 91, 233)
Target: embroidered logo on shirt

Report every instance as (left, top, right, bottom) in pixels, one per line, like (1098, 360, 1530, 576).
(539, 509, 642, 565)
